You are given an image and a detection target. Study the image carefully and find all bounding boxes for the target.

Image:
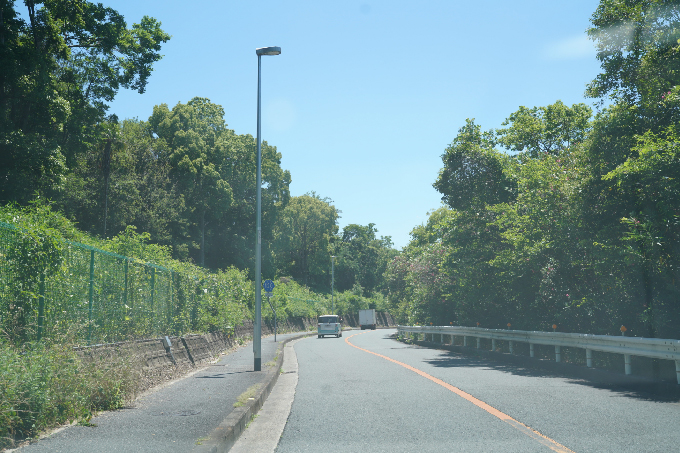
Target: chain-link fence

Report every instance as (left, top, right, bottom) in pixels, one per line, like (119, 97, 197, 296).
(0, 221, 245, 345)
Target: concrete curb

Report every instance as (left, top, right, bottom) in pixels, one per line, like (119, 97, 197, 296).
(192, 332, 315, 453)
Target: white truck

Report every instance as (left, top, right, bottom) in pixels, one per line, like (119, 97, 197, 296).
(358, 309, 377, 330)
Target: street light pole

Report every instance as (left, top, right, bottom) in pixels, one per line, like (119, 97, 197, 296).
(331, 255, 336, 314)
(254, 46, 281, 372)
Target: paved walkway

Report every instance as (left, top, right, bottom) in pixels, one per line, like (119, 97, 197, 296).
(16, 332, 310, 453)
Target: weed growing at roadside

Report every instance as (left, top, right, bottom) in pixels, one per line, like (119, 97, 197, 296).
(233, 384, 261, 408)
(0, 339, 139, 449)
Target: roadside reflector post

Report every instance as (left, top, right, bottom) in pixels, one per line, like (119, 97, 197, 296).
(463, 335, 467, 347)
(476, 337, 481, 349)
(530, 343, 535, 358)
(509, 340, 514, 354)
(624, 354, 632, 375)
(555, 346, 561, 363)
(676, 360, 680, 385)
(491, 339, 496, 352)
(586, 348, 593, 367)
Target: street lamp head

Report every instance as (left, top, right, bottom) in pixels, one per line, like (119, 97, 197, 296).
(256, 46, 281, 56)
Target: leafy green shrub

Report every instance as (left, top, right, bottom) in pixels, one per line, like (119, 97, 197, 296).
(0, 340, 137, 449)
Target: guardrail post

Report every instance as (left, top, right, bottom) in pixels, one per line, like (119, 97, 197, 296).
(555, 346, 561, 363)
(463, 335, 467, 347)
(476, 337, 481, 349)
(530, 343, 535, 358)
(676, 360, 680, 385)
(509, 340, 514, 354)
(586, 349, 593, 367)
(624, 354, 632, 375)
(491, 339, 496, 352)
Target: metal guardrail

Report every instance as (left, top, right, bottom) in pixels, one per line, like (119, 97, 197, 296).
(397, 325, 680, 384)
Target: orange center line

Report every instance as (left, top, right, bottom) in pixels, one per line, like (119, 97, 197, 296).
(345, 332, 576, 453)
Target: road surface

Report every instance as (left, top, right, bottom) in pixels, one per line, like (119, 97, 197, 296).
(273, 328, 680, 453)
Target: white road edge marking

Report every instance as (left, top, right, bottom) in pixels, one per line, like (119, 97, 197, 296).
(229, 337, 307, 453)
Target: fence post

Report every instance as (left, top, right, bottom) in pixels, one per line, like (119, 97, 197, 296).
(191, 278, 196, 328)
(150, 267, 156, 335)
(123, 259, 128, 311)
(169, 271, 174, 329)
(37, 272, 45, 341)
(88, 249, 95, 345)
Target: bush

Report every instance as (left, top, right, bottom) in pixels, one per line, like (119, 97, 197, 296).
(0, 340, 137, 449)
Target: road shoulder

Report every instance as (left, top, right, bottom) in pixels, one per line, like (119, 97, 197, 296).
(229, 337, 306, 453)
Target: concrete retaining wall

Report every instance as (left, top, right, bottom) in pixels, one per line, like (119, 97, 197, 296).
(73, 312, 395, 392)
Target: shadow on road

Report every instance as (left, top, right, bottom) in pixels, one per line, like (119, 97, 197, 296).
(392, 336, 680, 403)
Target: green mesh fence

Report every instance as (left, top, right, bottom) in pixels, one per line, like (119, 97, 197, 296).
(0, 221, 225, 345)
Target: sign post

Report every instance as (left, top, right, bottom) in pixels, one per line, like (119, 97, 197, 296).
(263, 279, 276, 341)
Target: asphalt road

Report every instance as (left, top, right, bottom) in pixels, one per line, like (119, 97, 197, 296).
(275, 328, 680, 453)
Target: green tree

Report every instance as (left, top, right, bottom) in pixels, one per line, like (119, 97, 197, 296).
(434, 119, 516, 212)
(0, 0, 170, 204)
(496, 101, 592, 157)
(587, 0, 680, 109)
(56, 118, 185, 250)
(148, 98, 234, 267)
(603, 127, 680, 338)
(211, 132, 290, 274)
(273, 193, 338, 289)
(333, 223, 397, 295)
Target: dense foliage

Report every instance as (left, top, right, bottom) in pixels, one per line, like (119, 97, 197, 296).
(388, 0, 680, 338)
(0, 0, 170, 205)
(0, 202, 390, 447)
(1, 0, 396, 292)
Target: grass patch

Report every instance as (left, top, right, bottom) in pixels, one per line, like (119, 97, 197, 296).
(0, 339, 138, 449)
(233, 384, 261, 408)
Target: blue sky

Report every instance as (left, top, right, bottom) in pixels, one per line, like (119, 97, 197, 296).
(108, 0, 603, 250)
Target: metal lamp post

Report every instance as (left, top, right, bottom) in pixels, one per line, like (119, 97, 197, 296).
(254, 46, 281, 372)
(331, 256, 336, 313)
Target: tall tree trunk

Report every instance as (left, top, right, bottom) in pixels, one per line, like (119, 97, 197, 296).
(200, 209, 205, 267)
(103, 174, 109, 236)
(102, 138, 113, 237)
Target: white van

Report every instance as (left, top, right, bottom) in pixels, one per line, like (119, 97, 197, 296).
(317, 315, 342, 338)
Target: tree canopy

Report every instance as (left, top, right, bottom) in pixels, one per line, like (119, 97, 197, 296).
(0, 0, 170, 204)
